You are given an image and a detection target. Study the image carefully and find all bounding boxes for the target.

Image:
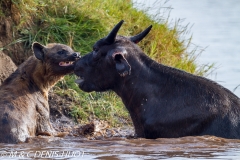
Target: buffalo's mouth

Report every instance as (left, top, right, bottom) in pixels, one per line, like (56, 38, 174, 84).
(59, 61, 75, 66)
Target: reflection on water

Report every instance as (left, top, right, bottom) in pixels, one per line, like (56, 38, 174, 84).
(1, 136, 240, 159)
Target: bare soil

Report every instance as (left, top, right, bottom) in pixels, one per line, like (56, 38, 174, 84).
(0, 51, 17, 85)
(0, 1, 32, 65)
(49, 91, 134, 139)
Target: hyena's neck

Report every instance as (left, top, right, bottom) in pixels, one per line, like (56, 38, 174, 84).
(33, 69, 63, 100)
(26, 57, 63, 100)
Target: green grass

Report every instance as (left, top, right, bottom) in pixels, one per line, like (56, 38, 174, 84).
(1, 0, 212, 127)
(54, 74, 131, 126)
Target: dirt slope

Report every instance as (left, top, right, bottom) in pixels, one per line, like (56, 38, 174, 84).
(0, 51, 17, 85)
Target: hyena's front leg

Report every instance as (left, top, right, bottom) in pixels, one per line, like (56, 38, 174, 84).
(36, 104, 68, 137)
(36, 104, 57, 136)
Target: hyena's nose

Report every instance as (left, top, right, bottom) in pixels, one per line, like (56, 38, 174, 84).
(73, 52, 80, 58)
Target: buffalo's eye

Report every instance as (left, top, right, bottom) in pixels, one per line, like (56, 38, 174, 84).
(92, 47, 99, 58)
(93, 47, 99, 52)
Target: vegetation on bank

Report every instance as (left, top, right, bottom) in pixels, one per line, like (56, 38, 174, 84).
(0, 0, 211, 126)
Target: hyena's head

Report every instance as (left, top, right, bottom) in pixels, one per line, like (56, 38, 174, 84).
(32, 42, 80, 75)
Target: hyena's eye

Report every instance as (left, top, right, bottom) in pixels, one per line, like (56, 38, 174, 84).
(57, 50, 66, 55)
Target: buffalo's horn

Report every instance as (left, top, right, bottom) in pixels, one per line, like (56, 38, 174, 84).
(130, 25, 152, 43)
(105, 20, 124, 44)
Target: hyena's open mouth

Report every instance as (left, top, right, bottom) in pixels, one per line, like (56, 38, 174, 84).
(59, 61, 75, 66)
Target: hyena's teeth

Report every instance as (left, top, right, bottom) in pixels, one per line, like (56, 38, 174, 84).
(59, 61, 74, 66)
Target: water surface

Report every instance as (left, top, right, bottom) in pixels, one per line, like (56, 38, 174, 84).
(1, 136, 240, 159)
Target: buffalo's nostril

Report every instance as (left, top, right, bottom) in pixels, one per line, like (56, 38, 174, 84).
(73, 52, 80, 58)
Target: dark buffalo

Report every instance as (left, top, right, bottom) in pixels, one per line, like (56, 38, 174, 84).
(74, 20, 240, 139)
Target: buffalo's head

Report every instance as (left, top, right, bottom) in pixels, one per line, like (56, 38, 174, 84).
(74, 20, 152, 92)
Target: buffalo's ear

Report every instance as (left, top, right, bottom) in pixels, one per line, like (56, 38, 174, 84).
(32, 42, 45, 60)
(113, 52, 131, 77)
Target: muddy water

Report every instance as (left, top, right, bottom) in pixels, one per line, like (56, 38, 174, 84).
(1, 135, 240, 159)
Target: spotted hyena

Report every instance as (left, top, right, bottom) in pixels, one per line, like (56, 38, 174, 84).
(0, 42, 80, 143)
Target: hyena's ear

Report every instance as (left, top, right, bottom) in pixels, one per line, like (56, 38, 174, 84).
(32, 42, 45, 61)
